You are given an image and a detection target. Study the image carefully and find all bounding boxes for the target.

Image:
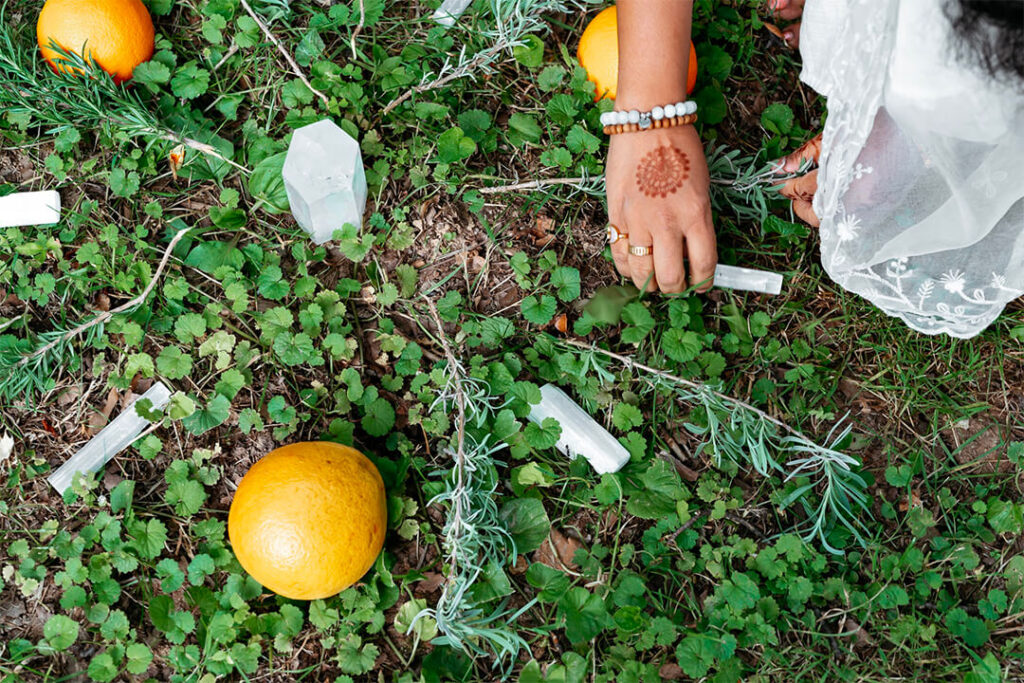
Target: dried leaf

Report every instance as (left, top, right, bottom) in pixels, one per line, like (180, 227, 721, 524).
(532, 528, 582, 571)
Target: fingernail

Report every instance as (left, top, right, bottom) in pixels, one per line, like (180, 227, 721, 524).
(784, 31, 793, 41)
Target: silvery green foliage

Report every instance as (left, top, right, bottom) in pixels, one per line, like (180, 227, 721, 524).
(414, 356, 535, 666)
(706, 143, 811, 224)
(419, 0, 586, 89)
(567, 343, 871, 554)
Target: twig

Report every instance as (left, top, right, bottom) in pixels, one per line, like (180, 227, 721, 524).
(19, 228, 192, 366)
(350, 0, 365, 60)
(665, 508, 707, 543)
(382, 46, 499, 117)
(146, 129, 251, 174)
(212, 44, 240, 71)
(562, 339, 804, 440)
(479, 176, 589, 194)
(421, 296, 468, 574)
(238, 0, 329, 107)
(724, 512, 767, 540)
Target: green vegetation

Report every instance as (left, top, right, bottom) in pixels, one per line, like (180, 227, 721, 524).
(1, 0, 1022, 681)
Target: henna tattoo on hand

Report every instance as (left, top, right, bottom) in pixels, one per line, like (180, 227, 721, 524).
(635, 146, 690, 198)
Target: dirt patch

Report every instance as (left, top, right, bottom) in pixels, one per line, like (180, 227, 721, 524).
(940, 414, 1015, 474)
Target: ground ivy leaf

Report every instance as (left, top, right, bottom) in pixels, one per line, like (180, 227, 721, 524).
(676, 635, 717, 678)
(525, 417, 561, 450)
(181, 395, 231, 435)
(612, 403, 643, 431)
(273, 332, 317, 366)
(559, 587, 608, 644)
(156, 345, 193, 380)
(721, 571, 760, 612)
(499, 498, 550, 554)
(521, 294, 557, 325)
(170, 61, 210, 99)
(550, 266, 581, 302)
(43, 614, 79, 650)
(663, 328, 702, 362)
(361, 397, 395, 437)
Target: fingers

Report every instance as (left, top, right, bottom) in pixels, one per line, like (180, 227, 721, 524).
(627, 222, 658, 293)
(783, 170, 820, 226)
(686, 212, 717, 292)
(782, 21, 801, 48)
(792, 199, 820, 226)
(608, 211, 630, 280)
(779, 169, 818, 202)
(770, 0, 804, 21)
(652, 225, 686, 294)
(780, 132, 822, 173)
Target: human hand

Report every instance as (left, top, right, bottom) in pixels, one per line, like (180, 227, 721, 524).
(605, 124, 716, 293)
(776, 133, 821, 226)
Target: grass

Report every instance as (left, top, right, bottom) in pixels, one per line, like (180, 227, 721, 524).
(1, 0, 1023, 681)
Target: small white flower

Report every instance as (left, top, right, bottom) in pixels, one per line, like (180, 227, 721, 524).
(835, 214, 862, 242)
(990, 273, 1007, 289)
(940, 270, 966, 294)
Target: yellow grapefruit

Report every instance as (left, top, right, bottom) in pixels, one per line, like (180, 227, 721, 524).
(37, 0, 155, 84)
(228, 441, 387, 601)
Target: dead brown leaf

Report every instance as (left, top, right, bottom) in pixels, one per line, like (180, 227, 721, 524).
(532, 528, 583, 571)
(85, 387, 119, 436)
(659, 663, 684, 680)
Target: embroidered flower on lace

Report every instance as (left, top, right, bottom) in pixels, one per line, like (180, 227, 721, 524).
(970, 168, 1008, 199)
(940, 270, 966, 294)
(851, 163, 874, 180)
(885, 257, 909, 277)
(835, 214, 862, 242)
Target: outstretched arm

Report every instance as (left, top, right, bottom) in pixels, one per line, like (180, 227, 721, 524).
(606, 0, 716, 293)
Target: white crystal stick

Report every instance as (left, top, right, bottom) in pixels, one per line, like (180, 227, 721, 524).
(527, 384, 630, 474)
(48, 382, 171, 495)
(431, 0, 474, 27)
(714, 264, 783, 295)
(0, 191, 61, 228)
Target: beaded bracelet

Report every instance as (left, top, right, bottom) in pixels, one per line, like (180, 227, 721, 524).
(600, 100, 698, 135)
(603, 112, 698, 135)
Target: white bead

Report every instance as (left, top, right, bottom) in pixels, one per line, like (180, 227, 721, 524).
(684, 100, 697, 115)
(651, 106, 664, 121)
(627, 109, 640, 124)
(663, 104, 676, 118)
(615, 110, 629, 125)
(674, 102, 687, 115)
(600, 112, 614, 126)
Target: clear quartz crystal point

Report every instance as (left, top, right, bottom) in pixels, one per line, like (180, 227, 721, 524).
(47, 382, 172, 495)
(282, 119, 367, 244)
(431, 0, 473, 26)
(713, 264, 784, 295)
(527, 384, 630, 474)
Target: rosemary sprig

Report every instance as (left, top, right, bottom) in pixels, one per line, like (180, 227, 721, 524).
(560, 339, 871, 554)
(418, 299, 534, 666)
(383, 0, 585, 116)
(0, 14, 244, 171)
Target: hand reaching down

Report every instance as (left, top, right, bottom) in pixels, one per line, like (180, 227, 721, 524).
(605, 124, 717, 293)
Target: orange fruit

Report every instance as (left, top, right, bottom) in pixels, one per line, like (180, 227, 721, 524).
(228, 441, 387, 601)
(577, 6, 698, 101)
(37, 0, 155, 84)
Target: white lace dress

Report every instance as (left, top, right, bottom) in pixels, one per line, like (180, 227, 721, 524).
(798, 0, 1024, 338)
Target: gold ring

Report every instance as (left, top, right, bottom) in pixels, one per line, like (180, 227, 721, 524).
(628, 245, 653, 257)
(607, 224, 628, 244)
